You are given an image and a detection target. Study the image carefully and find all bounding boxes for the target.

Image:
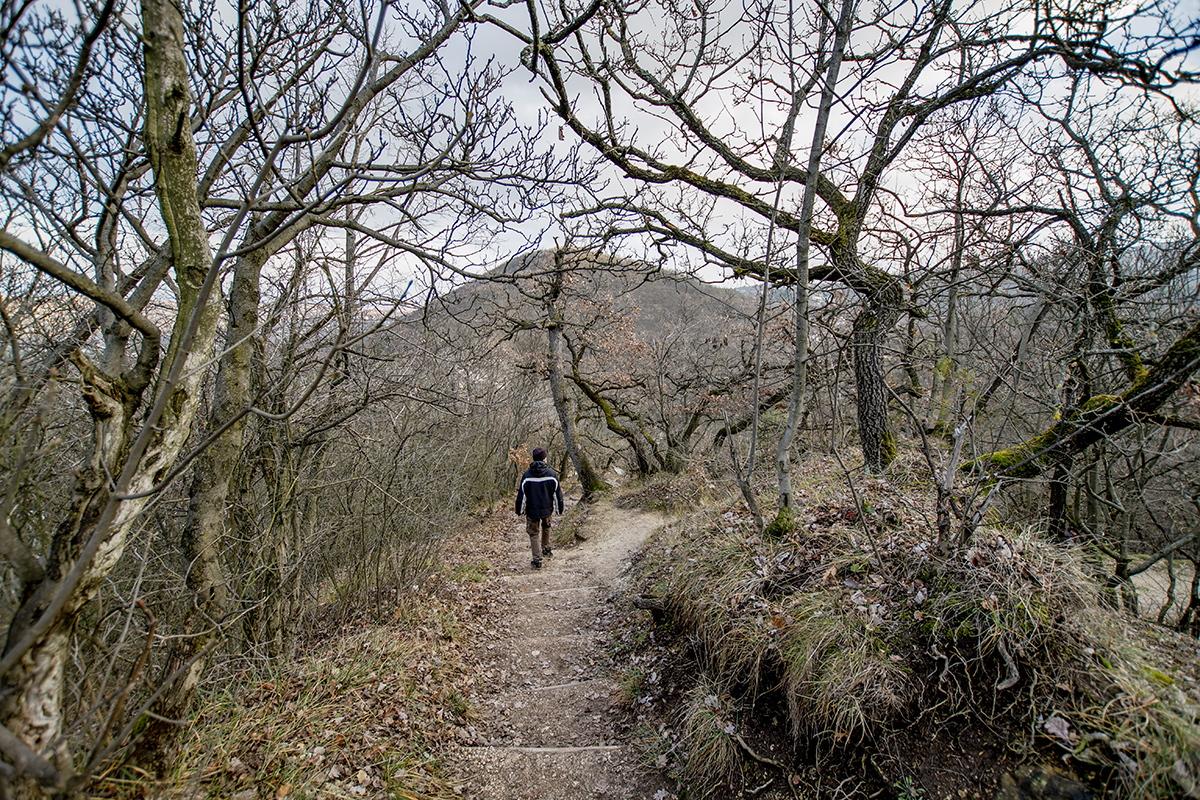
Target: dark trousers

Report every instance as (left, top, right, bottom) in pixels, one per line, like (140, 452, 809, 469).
(526, 514, 551, 560)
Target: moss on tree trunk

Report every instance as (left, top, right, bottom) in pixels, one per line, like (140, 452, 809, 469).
(965, 316, 1200, 479)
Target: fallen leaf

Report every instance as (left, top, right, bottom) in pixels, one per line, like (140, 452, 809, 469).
(1043, 715, 1074, 744)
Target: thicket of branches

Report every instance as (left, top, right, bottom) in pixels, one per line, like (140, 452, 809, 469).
(0, 0, 1196, 794)
(492, 0, 1199, 612)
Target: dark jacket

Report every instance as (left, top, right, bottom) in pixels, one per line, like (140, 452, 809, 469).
(515, 460, 564, 519)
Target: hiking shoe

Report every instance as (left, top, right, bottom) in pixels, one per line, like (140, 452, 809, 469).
(542, 547, 553, 557)
(531, 559, 542, 569)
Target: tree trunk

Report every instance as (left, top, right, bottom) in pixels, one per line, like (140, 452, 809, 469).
(549, 323, 606, 498)
(899, 315, 924, 402)
(776, 0, 850, 512)
(809, 254, 903, 474)
(568, 359, 662, 475)
(1047, 461, 1072, 540)
(0, 359, 134, 783)
(852, 294, 901, 473)
(0, 0, 220, 789)
(932, 193, 966, 432)
(259, 437, 324, 660)
(131, 247, 263, 772)
(1178, 538, 1200, 638)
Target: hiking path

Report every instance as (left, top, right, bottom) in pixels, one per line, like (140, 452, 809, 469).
(446, 500, 674, 800)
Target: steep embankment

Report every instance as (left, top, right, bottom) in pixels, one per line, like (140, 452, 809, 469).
(446, 501, 674, 799)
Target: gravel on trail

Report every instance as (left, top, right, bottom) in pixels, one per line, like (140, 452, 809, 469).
(446, 501, 676, 800)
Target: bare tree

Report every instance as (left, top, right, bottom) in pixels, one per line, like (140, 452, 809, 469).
(0, 0, 219, 789)
(483, 0, 1190, 474)
(547, 248, 608, 498)
(470, 248, 757, 477)
(956, 73, 1200, 542)
(0, 0, 572, 789)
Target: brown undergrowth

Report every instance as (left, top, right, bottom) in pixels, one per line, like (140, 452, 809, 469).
(89, 509, 522, 800)
(614, 454, 1200, 799)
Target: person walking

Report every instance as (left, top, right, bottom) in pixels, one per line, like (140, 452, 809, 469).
(515, 447, 564, 569)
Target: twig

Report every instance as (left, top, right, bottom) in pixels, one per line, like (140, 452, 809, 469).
(886, 382, 959, 550)
(735, 732, 789, 771)
(735, 730, 802, 799)
(930, 643, 950, 684)
(995, 639, 1020, 691)
(748, 777, 775, 796)
(80, 600, 156, 777)
(957, 483, 1001, 548)
(830, 446, 887, 573)
(723, 411, 764, 533)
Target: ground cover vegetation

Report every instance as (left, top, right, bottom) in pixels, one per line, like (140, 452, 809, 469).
(0, 0, 1197, 796)
(88, 507, 524, 800)
(616, 460, 1200, 799)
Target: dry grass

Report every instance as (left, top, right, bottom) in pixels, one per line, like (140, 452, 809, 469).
(89, 562, 505, 800)
(172, 626, 463, 799)
(88, 633, 460, 796)
(1065, 615, 1200, 798)
(777, 593, 912, 739)
(623, 452, 1200, 799)
(677, 678, 742, 797)
(614, 468, 714, 514)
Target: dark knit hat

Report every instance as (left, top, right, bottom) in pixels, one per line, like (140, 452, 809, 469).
(532, 447, 547, 461)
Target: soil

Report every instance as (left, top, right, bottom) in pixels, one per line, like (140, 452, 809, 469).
(444, 500, 677, 800)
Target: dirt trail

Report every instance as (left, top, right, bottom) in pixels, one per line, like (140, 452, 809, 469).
(447, 501, 674, 799)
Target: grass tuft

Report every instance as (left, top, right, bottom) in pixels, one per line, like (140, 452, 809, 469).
(615, 664, 649, 707)
(777, 592, 911, 738)
(677, 678, 741, 797)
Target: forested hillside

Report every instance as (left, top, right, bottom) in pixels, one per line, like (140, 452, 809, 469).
(0, 0, 1196, 797)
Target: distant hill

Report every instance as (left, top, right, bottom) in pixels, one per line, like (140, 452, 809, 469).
(419, 249, 754, 340)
